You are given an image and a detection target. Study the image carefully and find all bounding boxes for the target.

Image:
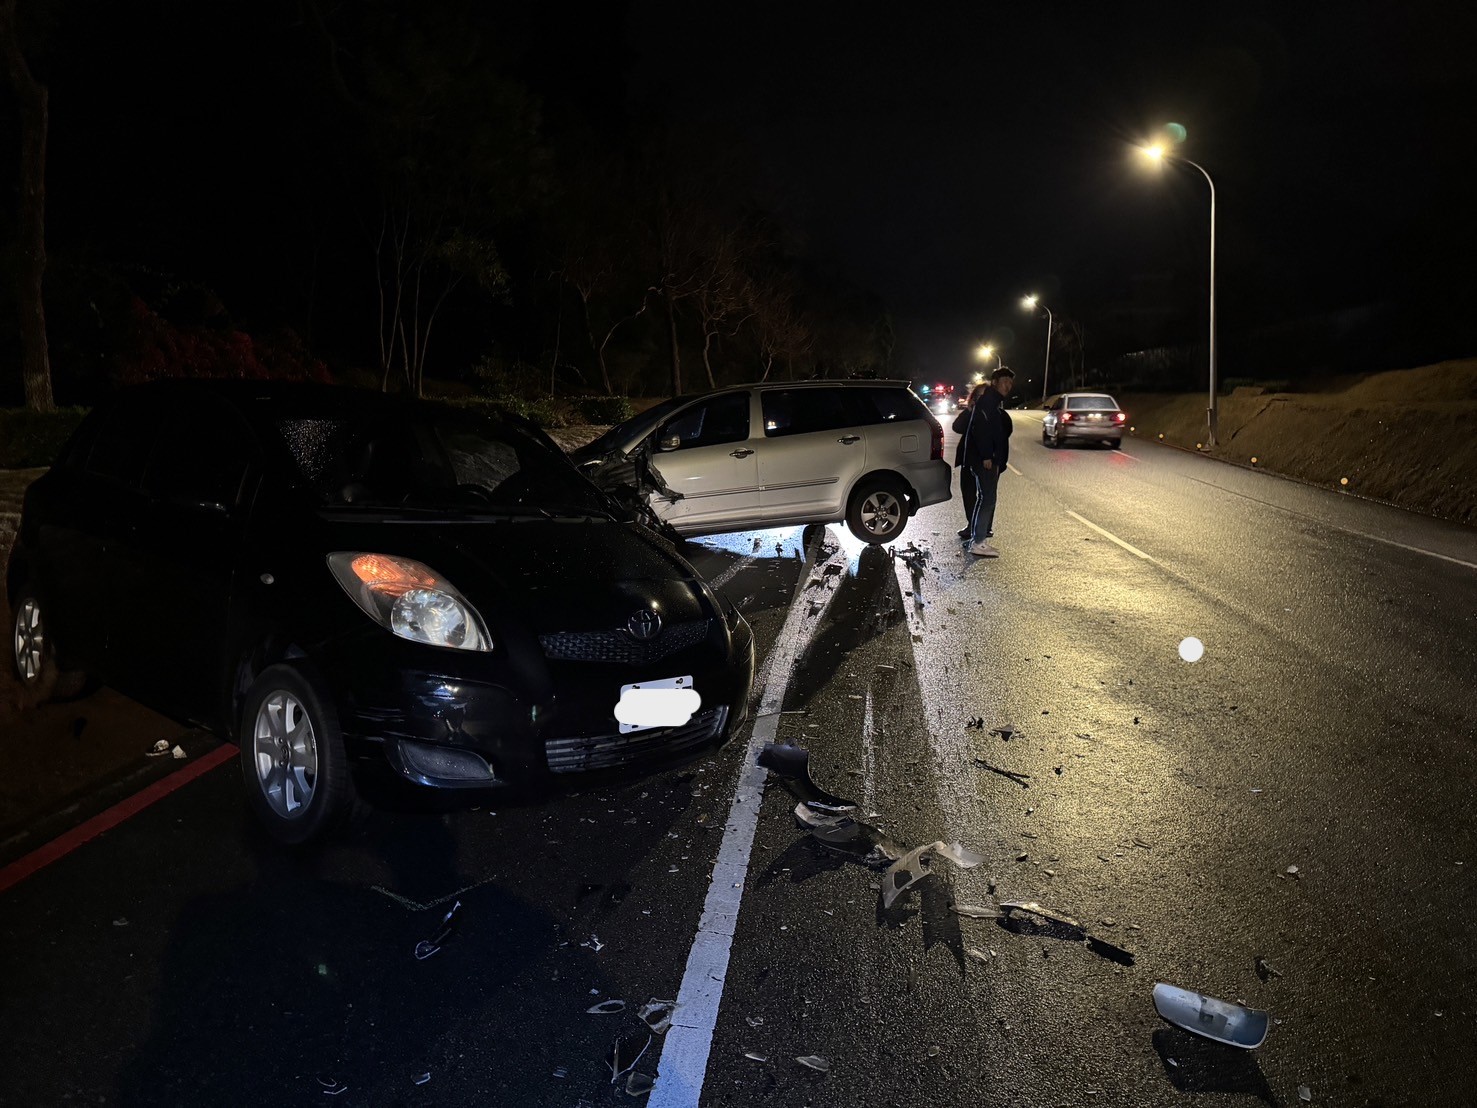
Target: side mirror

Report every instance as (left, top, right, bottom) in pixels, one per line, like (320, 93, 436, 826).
(165, 494, 229, 516)
(658, 435, 682, 452)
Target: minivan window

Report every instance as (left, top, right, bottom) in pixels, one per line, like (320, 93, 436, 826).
(661, 393, 750, 450)
(864, 387, 924, 423)
(761, 388, 875, 437)
(1066, 395, 1117, 410)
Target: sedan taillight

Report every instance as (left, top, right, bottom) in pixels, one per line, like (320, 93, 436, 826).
(1114, 412, 1127, 423)
(1060, 412, 1074, 422)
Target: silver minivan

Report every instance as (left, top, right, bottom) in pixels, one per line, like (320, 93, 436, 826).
(573, 381, 952, 543)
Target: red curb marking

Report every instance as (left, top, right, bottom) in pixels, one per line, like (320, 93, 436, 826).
(0, 743, 238, 895)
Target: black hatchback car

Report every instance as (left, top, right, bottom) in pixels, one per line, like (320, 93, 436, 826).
(7, 381, 754, 843)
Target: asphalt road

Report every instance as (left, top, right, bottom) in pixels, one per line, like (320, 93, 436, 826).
(3, 417, 1474, 1107)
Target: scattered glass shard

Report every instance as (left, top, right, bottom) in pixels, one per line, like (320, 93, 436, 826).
(607, 1033, 652, 1084)
(796, 1055, 831, 1072)
(744, 1051, 768, 1062)
(318, 1078, 349, 1096)
(413, 1073, 431, 1086)
(581, 933, 606, 953)
(1152, 982, 1271, 1049)
(638, 999, 676, 1034)
(587, 999, 627, 1015)
(625, 1072, 655, 1097)
(414, 899, 462, 960)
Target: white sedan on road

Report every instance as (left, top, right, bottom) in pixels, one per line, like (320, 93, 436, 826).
(1041, 392, 1128, 449)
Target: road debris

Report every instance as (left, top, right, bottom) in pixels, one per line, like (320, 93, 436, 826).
(581, 933, 606, 953)
(638, 999, 676, 1034)
(1254, 956, 1284, 981)
(796, 1055, 832, 1073)
(998, 900, 1136, 966)
(626, 1072, 655, 1097)
(881, 840, 984, 909)
(551, 1066, 568, 1079)
(950, 903, 1001, 919)
(1151, 982, 1270, 1049)
(1284, 864, 1301, 879)
(413, 1073, 431, 1086)
(744, 1051, 768, 1062)
(607, 1033, 652, 1084)
(965, 717, 986, 730)
(317, 1078, 349, 1096)
(989, 723, 1017, 741)
(975, 758, 1031, 788)
(146, 739, 171, 757)
(757, 743, 857, 811)
(587, 999, 628, 1015)
(413, 899, 462, 961)
(1299, 1085, 1312, 1102)
(171, 744, 187, 759)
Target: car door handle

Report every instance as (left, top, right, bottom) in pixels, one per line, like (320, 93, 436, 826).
(730, 448, 754, 458)
(837, 435, 860, 445)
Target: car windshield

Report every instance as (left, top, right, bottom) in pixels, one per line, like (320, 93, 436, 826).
(273, 406, 609, 514)
(1066, 395, 1119, 410)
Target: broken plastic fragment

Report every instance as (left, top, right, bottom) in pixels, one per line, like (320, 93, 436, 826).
(581, 933, 606, 953)
(881, 840, 984, 909)
(413, 899, 462, 961)
(171, 744, 187, 760)
(587, 999, 627, 1015)
(757, 743, 856, 811)
(637, 999, 676, 1034)
(951, 904, 1001, 920)
(318, 1078, 349, 1096)
(1152, 982, 1270, 1049)
(625, 1072, 655, 1097)
(744, 1051, 768, 1062)
(796, 1055, 831, 1073)
(146, 739, 172, 757)
(794, 801, 850, 830)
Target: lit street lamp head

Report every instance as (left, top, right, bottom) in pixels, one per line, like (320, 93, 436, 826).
(975, 343, 994, 361)
(1021, 294, 1038, 309)
(1141, 143, 1166, 161)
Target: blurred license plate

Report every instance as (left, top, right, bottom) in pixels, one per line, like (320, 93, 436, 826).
(615, 675, 701, 734)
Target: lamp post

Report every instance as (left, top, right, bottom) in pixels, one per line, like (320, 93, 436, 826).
(974, 342, 1002, 372)
(1021, 295, 1053, 403)
(1141, 143, 1218, 446)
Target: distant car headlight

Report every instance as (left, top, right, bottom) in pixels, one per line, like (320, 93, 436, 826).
(327, 552, 492, 652)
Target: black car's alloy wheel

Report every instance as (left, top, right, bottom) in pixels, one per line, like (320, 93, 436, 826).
(240, 663, 358, 845)
(10, 586, 89, 701)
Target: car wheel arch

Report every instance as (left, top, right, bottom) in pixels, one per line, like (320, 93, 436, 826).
(231, 636, 315, 730)
(846, 468, 919, 515)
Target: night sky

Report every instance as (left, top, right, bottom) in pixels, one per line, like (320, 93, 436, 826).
(7, 0, 1477, 393)
(627, 0, 1477, 375)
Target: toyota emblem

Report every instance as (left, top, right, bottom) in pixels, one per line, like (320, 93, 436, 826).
(627, 609, 662, 641)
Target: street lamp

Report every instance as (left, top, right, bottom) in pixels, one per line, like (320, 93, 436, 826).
(1140, 141, 1218, 445)
(1020, 294, 1053, 403)
(974, 343, 1002, 370)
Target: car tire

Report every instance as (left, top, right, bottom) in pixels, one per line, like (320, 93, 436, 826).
(10, 585, 91, 702)
(1107, 438, 1122, 450)
(846, 477, 909, 545)
(1042, 428, 1054, 447)
(1053, 429, 1066, 449)
(239, 663, 359, 846)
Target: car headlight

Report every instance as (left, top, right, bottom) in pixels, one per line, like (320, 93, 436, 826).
(327, 552, 492, 652)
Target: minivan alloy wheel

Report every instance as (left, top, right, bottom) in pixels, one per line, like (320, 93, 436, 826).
(13, 597, 43, 684)
(860, 489, 902, 536)
(252, 691, 319, 819)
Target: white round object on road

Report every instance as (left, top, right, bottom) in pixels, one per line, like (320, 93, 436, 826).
(1178, 637, 1205, 663)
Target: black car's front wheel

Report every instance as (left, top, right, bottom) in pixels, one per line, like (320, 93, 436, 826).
(847, 477, 909, 544)
(10, 585, 90, 702)
(239, 663, 359, 845)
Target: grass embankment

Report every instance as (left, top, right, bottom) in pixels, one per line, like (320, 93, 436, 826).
(1118, 358, 1477, 525)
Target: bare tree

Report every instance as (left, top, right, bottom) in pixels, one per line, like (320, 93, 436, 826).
(0, 0, 53, 410)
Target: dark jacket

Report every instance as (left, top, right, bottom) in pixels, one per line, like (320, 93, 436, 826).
(953, 389, 1013, 469)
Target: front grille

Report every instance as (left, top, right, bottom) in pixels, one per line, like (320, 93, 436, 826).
(539, 619, 710, 664)
(546, 706, 728, 774)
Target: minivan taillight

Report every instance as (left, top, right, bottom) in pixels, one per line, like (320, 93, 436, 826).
(928, 416, 944, 460)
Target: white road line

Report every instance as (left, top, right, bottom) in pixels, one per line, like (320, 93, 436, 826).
(861, 687, 877, 814)
(1006, 463, 1022, 475)
(1064, 509, 1160, 564)
(648, 529, 841, 1108)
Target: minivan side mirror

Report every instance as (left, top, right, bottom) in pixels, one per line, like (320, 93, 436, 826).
(657, 435, 682, 452)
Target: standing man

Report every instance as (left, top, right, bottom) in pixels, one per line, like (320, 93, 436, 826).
(954, 367, 1015, 557)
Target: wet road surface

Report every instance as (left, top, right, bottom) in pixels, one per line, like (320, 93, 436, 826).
(3, 418, 1475, 1107)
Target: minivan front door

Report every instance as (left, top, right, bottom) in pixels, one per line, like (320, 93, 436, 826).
(647, 392, 759, 533)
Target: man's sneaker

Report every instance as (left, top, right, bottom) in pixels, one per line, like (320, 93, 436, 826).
(968, 540, 1000, 557)
(957, 526, 972, 539)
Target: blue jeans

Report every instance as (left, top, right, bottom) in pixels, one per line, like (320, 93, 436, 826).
(965, 463, 1000, 542)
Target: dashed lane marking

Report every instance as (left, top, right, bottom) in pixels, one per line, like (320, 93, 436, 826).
(1064, 509, 1161, 565)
